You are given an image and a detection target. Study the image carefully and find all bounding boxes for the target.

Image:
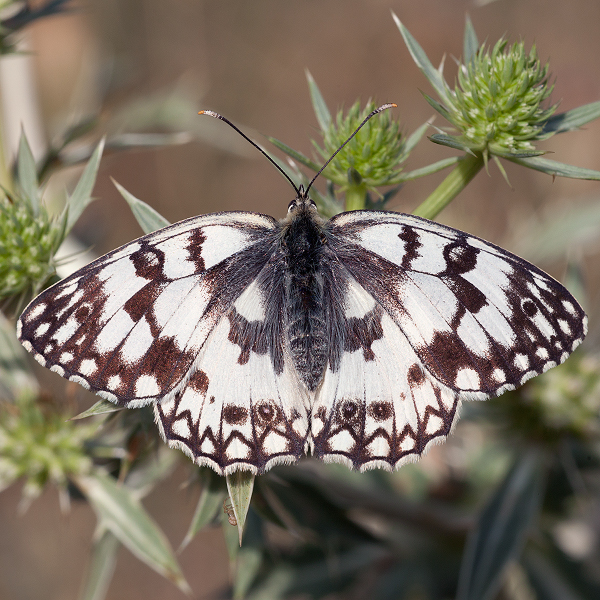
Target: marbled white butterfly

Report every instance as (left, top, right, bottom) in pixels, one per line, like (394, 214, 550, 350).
(17, 106, 587, 475)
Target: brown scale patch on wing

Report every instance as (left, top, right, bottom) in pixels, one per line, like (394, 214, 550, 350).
(344, 305, 384, 361)
(135, 335, 196, 393)
(417, 330, 499, 392)
(74, 304, 92, 322)
(185, 228, 207, 272)
(445, 277, 488, 329)
(368, 401, 392, 422)
(314, 406, 327, 423)
(222, 405, 248, 425)
(335, 398, 362, 427)
(130, 243, 165, 279)
(312, 398, 365, 465)
(407, 363, 426, 386)
(254, 400, 281, 428)
(123, 280, 166, 323)
(522, 299, 538, 317)
(188, 369, 209, 396)
(399, 225, 421, 269)
(443, 239, 479, 275)
(438, 239, 488, 329)
(226, 308, 269, 365)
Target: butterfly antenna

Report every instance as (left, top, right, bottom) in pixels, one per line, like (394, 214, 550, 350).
(305, 103, 396, 195)
(199, 110, 301, 195)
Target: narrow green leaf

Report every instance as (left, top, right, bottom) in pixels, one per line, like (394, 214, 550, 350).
(74, 471, 191, 594)
(70, 399, 123, 420)
(508, 156, 600, 180)
(16, 129, 39, 213)
(492, 147, 546, 159)
(543, 100, 600, 134)
(429, 133, 475, 154)
(456, 448, 546, 600)
(66, 139, 105, 233)
(79, 529, 120, 600)
(306, 70, 331, 131)
(266, 136, 321, 172)
(492, 155, 512, 187)
(401, 156, 460, 181)
(422, 93, 453, 121)
(180, 470, 226, 551)
(0, 313, 38, 402)
(226, 470, 255, 546)
(403, 121, 430, 155)
(112, 179, 171, 234)
(392, 12, 451, 104)
(463, 14, 479, 63)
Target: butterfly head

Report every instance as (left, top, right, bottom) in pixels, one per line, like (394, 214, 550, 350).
(287, 185, 318, 215)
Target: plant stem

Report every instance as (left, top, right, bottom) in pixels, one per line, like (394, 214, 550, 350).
(345, 184, 367, 211)
(413, 152, 484, 220)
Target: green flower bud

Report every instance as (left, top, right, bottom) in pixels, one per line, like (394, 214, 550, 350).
(313, 101, 406, 193)
(445, 40, 556, 156)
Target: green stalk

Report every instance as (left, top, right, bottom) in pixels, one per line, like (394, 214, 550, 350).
(413, 152, 484, 220)
(345, 183, 368, 211)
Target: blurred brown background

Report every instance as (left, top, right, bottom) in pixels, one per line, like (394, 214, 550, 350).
(1, 0, 599, 598)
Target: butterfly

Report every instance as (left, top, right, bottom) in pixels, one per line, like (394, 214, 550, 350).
(17, 107, 587, 476)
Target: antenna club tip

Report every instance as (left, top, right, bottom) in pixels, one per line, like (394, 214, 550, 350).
(198, 109, 220, 118)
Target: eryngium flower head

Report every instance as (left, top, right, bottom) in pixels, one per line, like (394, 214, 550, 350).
(0, 398, 94, 507)
(314, 101, 406, 191)
(493, 353, 600, 443)
(444, 40, 556, 157)
(0, 195, 60, 299)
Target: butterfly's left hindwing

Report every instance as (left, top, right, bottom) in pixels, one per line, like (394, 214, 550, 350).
(155, 249, 311, 474)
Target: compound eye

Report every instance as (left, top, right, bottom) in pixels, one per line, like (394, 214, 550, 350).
(309, 199, 317, 210)
(287, 199, 297, 212)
